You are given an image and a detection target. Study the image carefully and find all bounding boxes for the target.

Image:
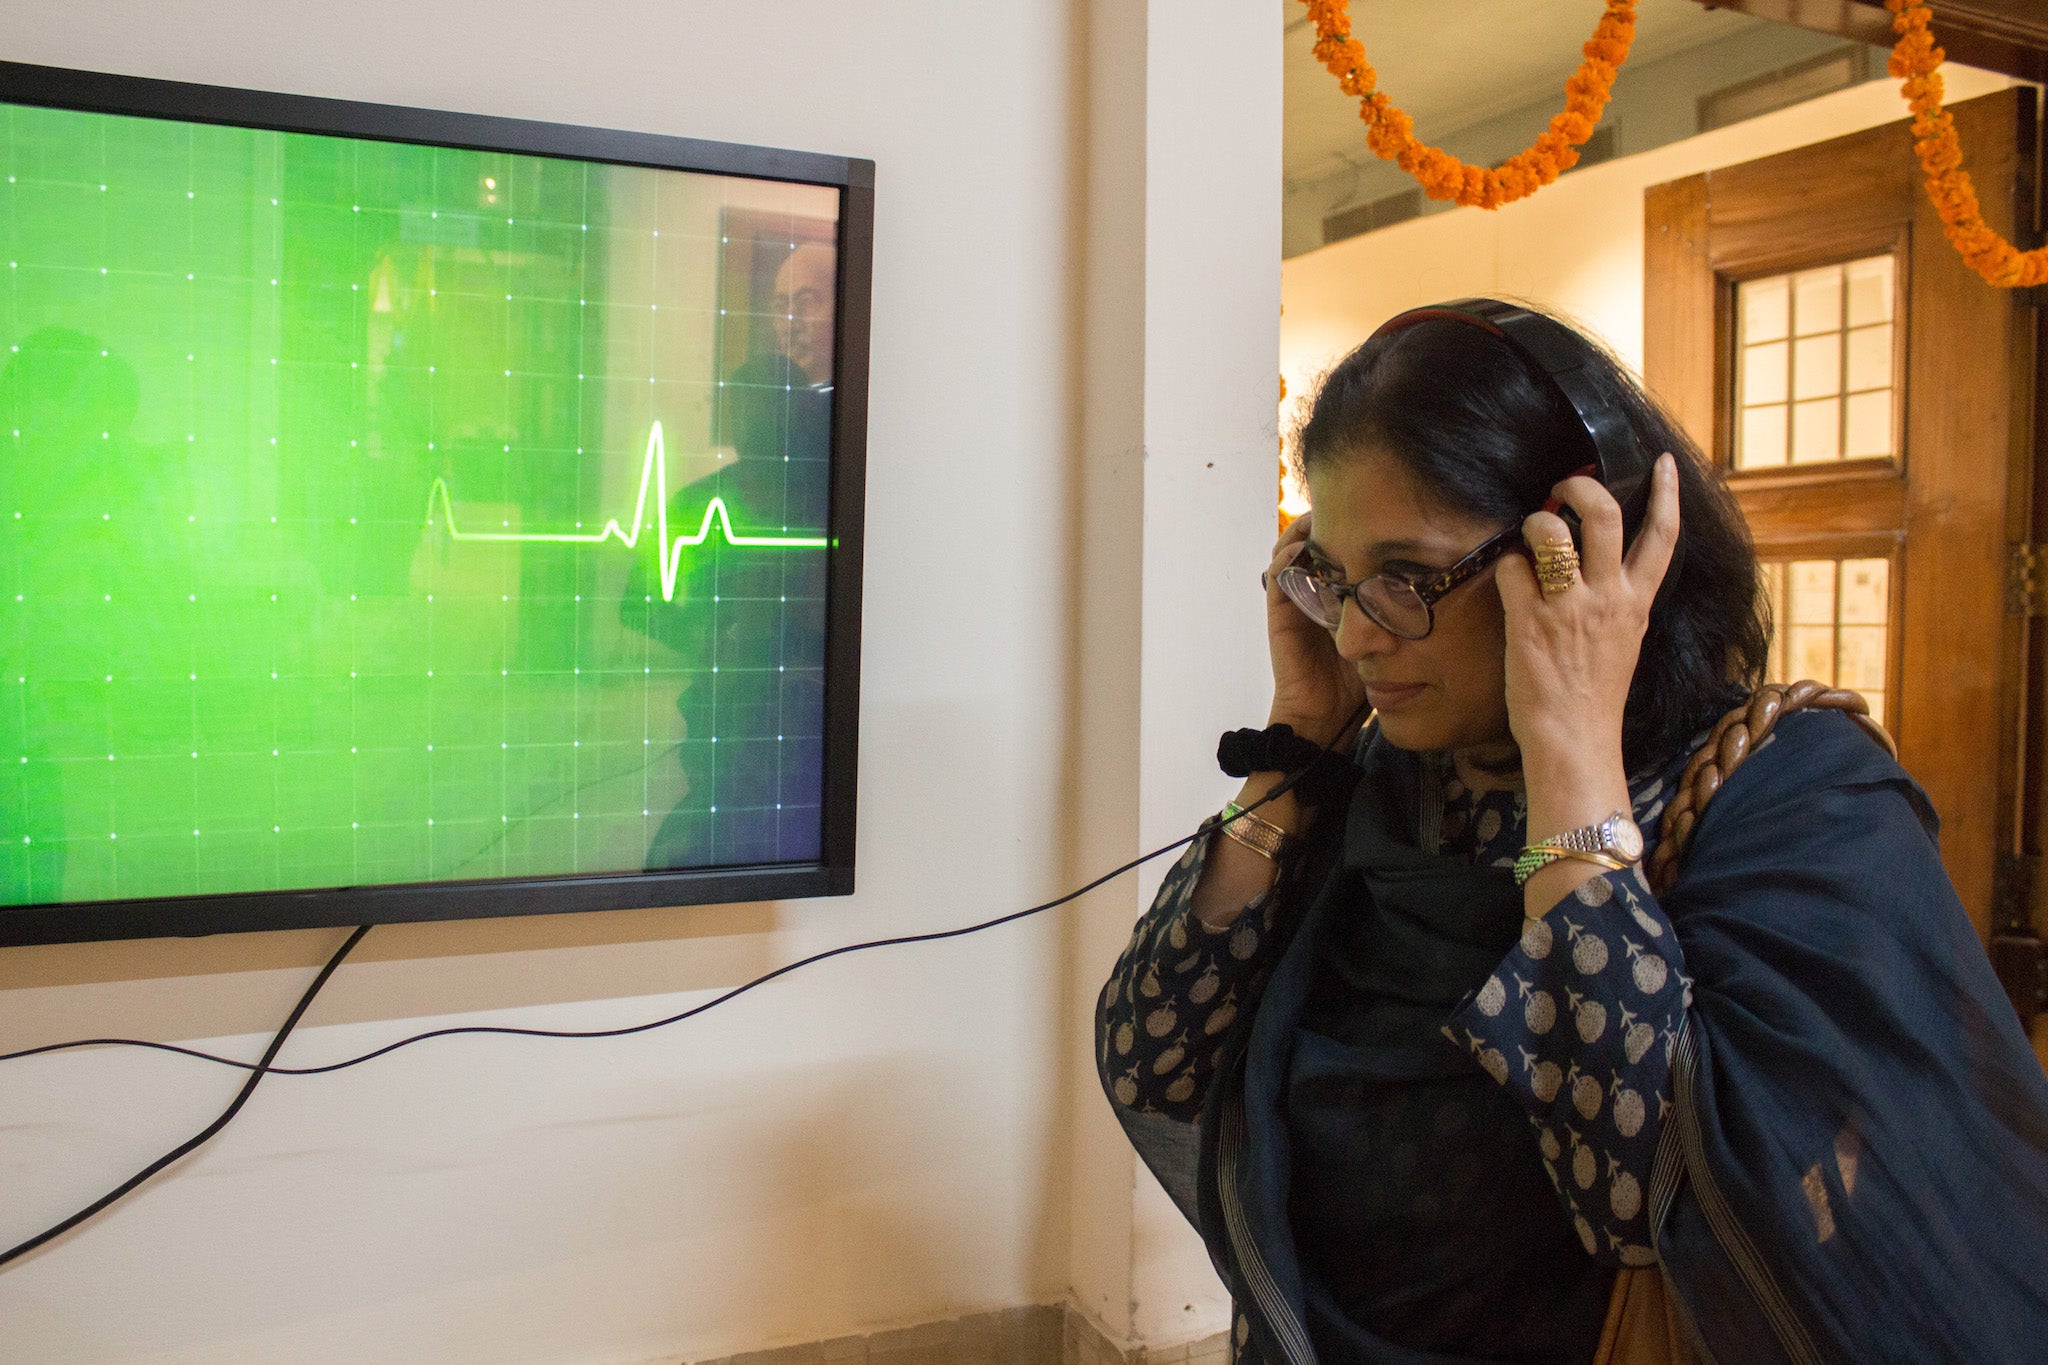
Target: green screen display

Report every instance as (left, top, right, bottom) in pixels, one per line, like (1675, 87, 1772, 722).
(0, 98, 839, 909)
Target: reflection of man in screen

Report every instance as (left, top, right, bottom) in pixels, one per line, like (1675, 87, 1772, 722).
(627, 241, 834, 869)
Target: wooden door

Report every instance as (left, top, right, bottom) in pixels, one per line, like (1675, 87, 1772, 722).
(1644, 89, 2041, 974)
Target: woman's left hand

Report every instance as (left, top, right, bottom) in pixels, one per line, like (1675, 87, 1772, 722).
(1493, 452, 1681, 776)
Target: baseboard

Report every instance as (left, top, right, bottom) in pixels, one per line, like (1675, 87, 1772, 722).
(1060, 1304, 1229, 1365)
(681, 1302, 1227, 1365)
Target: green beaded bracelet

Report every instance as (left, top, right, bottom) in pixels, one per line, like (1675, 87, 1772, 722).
(1512, 844, 1630, 888)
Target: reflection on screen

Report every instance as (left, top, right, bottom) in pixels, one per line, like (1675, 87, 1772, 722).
(0, 101, 838, 907)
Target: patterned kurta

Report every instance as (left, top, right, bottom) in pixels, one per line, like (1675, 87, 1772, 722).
(1100, 761, 1690, 1363)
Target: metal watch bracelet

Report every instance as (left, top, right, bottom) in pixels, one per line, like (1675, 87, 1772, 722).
(1219, 801, 1292, 861)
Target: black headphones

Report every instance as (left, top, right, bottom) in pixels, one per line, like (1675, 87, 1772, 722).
(1367, 298, 1659, 552)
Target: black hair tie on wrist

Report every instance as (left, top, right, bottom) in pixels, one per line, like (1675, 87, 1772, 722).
(1217, 723, 1358, 808)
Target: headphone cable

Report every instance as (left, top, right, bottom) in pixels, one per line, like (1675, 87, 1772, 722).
(0, 699, 1371, 1265)
(0, 924, 371, 1268)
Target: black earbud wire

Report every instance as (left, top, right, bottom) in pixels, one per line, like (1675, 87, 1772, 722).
(0, 698, 1374, 1268)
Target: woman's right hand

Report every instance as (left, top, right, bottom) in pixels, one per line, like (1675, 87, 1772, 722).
(1263, 511, 1367, 749)
(1190, 514, 1362, 927)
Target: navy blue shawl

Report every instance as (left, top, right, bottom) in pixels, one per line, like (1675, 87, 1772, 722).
(1124, 711, 2048, 1363)
(1652, 712, 2048, 1362)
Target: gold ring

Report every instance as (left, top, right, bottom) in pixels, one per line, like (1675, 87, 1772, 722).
(1533, 538, 1580, 596)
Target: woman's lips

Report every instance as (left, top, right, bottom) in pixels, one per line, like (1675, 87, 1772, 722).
(1364, 681, 1427, 710)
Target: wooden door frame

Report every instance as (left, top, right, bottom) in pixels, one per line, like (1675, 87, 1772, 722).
(1646, 88, 2038, 942)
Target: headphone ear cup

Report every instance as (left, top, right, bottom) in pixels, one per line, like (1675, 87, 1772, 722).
(1653, 538, 1687, 610)
(1556, 504, 1584, 551)
(1644, 462, 1686, 611)
(1602, 448, 1686, 611)
(1607, 461, 1653, 550)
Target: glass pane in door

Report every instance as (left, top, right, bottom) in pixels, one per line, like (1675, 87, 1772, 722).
(1760, 556, 1892, 725)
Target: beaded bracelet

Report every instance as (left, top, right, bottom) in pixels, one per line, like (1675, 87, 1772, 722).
(1511, 844, 1630, 888)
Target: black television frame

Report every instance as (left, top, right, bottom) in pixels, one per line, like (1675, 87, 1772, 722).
(0, 60, 871, 945)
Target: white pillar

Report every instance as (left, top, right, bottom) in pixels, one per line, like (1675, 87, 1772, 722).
(1065, 0, 1282, 1350)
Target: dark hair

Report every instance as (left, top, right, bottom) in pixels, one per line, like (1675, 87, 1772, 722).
(1292, 305, 1768, 773)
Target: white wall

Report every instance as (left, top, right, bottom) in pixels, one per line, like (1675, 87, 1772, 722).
(0, 3, 1089, 1361)
(1281, 66, 2021, 422)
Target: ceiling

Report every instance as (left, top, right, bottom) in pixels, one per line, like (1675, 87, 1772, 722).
(1283, 0, 1761, 189)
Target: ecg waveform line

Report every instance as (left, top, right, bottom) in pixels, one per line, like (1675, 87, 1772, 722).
(423, 421, 828, 602)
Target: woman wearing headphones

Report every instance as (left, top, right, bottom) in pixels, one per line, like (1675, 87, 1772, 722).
(1097, 301, 2048, 1364)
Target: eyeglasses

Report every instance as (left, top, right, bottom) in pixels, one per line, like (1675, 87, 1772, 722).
(1272, 525, 1524, 640)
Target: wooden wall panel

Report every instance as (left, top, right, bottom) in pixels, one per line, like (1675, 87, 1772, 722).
(1703, 119, 1914, 276)
(1644, 175, 1715, 452)
(1894, 89, 2026, 930)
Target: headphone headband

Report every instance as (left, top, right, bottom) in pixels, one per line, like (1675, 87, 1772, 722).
(1367, 298, 1653, 543)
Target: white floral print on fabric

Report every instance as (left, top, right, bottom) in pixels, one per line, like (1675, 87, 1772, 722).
(1447, 862, 1687, 1268)
(1098, 832, 1291, 1123)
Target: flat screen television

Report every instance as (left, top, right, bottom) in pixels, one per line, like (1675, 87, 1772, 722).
(0, 61, 871, 944)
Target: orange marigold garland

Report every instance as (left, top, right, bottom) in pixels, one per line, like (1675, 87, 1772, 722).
(1302, 0, 1636, 210)
(1886, 0, 2048, 288)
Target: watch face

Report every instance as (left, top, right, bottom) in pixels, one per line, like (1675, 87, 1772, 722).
(1608, 815, 1645, 862)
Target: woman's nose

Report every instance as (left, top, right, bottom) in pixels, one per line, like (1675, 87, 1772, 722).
(1332, 598, 1399, 661)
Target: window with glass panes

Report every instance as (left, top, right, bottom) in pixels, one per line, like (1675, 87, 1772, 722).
(1735, 256, 1895, 468)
